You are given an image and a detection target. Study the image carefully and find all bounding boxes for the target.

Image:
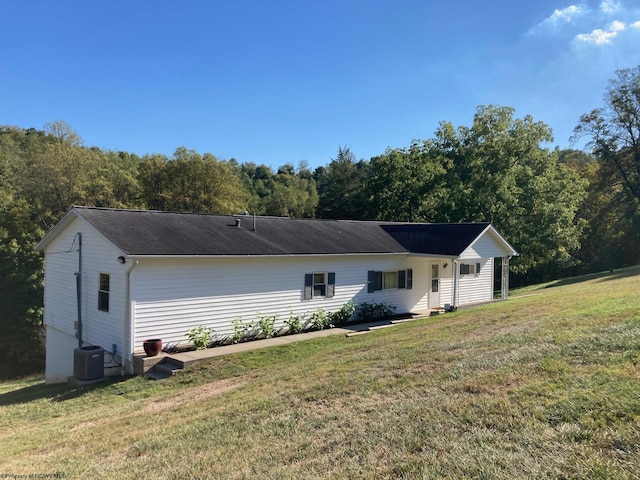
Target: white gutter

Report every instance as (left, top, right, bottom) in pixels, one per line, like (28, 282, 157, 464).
(123, 252, 410, 259)
(408, 253, 456, 259)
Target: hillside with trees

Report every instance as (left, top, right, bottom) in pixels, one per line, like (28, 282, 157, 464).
(1, 65, 639, 379)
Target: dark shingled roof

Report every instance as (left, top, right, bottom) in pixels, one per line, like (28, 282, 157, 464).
(66, 207, 496, 257)
(381, 223, 491, 256)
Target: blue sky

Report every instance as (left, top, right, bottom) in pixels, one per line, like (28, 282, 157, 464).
(2, 1, 640, 169)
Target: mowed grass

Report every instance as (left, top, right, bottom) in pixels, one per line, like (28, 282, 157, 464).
(1, 268, 640, 479)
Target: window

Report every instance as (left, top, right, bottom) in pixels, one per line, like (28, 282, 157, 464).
(383, 271, 398, 289)
(460, 262, 481, 275)
(314, 272, 326, 297)
(304, 272, 335, 300)
(98, 273, 110, 312)
(368, 269, 412, 293)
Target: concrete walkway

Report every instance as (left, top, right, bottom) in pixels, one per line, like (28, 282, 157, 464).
(134, 314, 427, 375)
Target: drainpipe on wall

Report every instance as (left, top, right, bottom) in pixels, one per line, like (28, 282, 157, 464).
(452, 258, 458, 311)
(74, 232, 82, 348)
(122, 257, 139, 376)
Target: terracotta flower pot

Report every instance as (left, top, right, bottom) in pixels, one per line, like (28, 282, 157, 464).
(143, 339, 163, 357)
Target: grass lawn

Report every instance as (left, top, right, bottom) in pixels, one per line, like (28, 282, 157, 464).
(1, 267, 639, 479)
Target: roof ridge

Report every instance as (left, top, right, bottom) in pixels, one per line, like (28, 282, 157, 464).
(73, 207, 492, 226)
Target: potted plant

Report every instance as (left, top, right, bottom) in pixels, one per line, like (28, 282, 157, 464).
(143, 338, 163, 357)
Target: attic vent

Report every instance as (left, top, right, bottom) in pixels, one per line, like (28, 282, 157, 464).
(235, 218, 241, 228)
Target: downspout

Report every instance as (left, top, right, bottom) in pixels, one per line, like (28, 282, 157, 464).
(451, 258, 458, 311)
(122, 257, 139, 376)
(74, 233, 82, 348)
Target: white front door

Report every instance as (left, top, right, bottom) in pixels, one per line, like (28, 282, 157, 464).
(430, 262, 441, 308)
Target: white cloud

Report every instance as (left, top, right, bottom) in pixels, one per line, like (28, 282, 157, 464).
(541, 5, 586, 27)
(600, 0, 622, 14)
(530, 2, 640, 49)
(610, 19, 626, 30)
(575, 19, 626, 44)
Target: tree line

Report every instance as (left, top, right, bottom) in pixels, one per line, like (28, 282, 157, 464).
(2, 65, 639, 379)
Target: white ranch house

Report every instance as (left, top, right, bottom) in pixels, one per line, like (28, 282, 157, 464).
(36, 207, 518, 383)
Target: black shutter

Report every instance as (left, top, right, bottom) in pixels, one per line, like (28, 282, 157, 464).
(375, 271, 383, 291)
(327, 272, 335, 298)
(398, 270, 406, 289)
(476, 262, 481, 274)
(406, 269, 413, 289)
(304, 273, 313, 300)
(367, 270, 376, 293)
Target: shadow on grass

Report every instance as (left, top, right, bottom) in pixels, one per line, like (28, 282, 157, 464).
(542, 266, 640, 290)
(595, 267, 640, 283)
(0, 376, 128, 406)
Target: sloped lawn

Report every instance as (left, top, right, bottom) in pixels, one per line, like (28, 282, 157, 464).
(1, 267, 639, 479)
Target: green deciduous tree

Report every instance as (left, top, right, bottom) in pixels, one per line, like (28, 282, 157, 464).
(0, 200, 45, 378)
(562, 149, 640, 272)
(572, 66, 640, 270)
(138, 148, 247, 214)
(431, 106, 587, 279)
(367, 141, 449, 222)
(367, 106, 587, 281)
(138, 154, 171, 210)
(0, 123, 141, 378)
(573, 65, 640, 205)
(262, 164, 317, 217)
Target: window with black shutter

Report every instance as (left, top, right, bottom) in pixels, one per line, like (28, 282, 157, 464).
(304, 272, 335, 299)
(368, 269, 413, 291)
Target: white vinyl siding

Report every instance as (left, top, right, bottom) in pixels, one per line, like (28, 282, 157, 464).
(131, 255, 430, 351)
(439, 264, 454, 308)
(457, 257, 494, 306)
(456, 229, 509, 306)
(461, 228, 514, 259)
(41, 216, 127, 361)
(42, 226, 81, 338)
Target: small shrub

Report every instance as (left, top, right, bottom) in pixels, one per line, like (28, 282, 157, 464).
(257, 314, 277, 339)
(330, 300, 356, 326)
(284, 310, 303, 334)
(186, 325, 213, 350)
(357, 302, 396, 322)
(231, 318, 255, 344)
(310, 309, 332, 330)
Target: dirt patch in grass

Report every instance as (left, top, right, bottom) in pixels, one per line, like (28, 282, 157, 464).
(141, 376, 247, 414)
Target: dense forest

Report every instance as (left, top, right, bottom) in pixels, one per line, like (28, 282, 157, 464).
(2, 66, 639, 379)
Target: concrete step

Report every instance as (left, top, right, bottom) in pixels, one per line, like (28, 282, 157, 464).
(145, 369, 171, 380)
(345, 330, 372, 338)
(145, 357, 185, 380)
(155, 361, 184, 377)
(163, 356, 186, 369)
(368, 323, 396, 331)
(391, 318, 417, 324)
